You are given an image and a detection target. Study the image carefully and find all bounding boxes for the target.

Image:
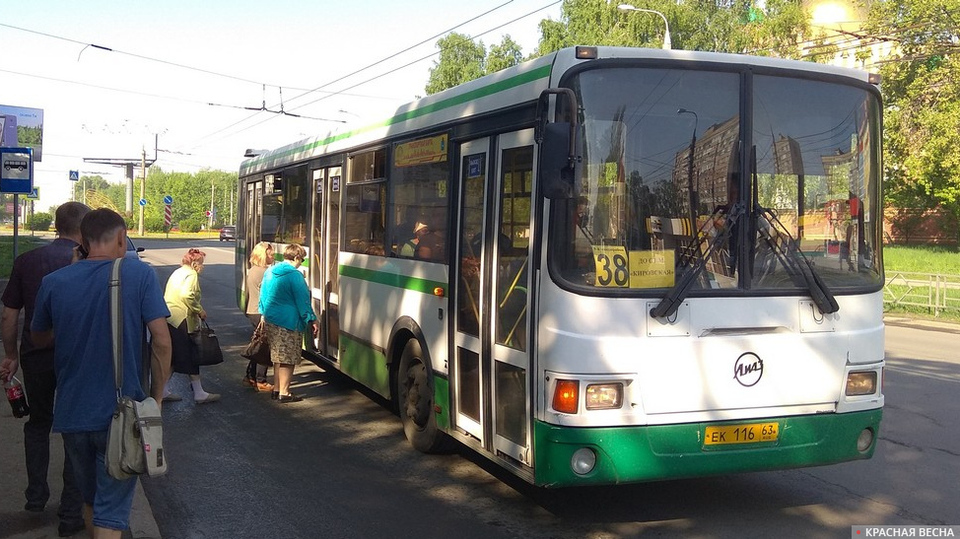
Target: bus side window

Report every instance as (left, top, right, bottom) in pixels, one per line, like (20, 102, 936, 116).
(389, 135, 450, 262)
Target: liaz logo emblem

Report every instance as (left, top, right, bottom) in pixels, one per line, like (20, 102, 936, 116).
(734, 352, 763, 387)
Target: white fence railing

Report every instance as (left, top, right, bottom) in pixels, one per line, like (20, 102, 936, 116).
(884, 272, 960, 317)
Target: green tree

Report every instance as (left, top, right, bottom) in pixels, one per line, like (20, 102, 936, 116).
(426, 33, 486, 95)
(862, 0, 960, 243)
(73, 175, 110, 202)
(69, 168, 237, 231)
(534, 0, 814, 57)
(485, 35, 524, 74)
(26, 211, 52, 231)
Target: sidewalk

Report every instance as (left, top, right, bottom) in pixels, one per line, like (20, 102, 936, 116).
(0, 408, 161, 539)
(0, 276, 160, 539)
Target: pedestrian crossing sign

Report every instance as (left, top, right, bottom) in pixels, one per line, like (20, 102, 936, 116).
(26, 186, 39, 199)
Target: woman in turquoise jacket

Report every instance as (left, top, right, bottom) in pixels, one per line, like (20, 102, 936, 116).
(259, 243, 318, 402)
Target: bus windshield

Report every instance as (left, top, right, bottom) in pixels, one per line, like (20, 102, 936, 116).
(550, 66, 883, 295)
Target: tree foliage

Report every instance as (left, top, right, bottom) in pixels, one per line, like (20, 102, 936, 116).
(426, 33, 486, 95)
(862, 0, 960, 242)
(425, 33, 526, 94)
(72, 168, 238, 231)
(26, 211, 52, 231)
(535, 0, 812, 57)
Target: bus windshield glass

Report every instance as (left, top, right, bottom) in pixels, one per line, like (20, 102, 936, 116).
(550, 65, 882, 295)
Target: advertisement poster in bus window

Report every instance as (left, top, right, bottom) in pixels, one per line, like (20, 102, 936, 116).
(395, 134, 448, 167)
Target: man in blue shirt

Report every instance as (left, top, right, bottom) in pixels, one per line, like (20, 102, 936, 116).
(1, 202, 88, 536)
(32, 208, 172, 538)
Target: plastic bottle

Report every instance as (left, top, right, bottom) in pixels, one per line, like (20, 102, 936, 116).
(4, 376, 30, 418)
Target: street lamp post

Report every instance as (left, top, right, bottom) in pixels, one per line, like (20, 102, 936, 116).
(617, 4, 672, 50)
(678, 108, 699, 236)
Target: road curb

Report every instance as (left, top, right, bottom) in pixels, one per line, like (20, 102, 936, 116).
(129, 479, 162, 539)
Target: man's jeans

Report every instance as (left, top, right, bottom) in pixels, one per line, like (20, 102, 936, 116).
(23, 367, 84, 523)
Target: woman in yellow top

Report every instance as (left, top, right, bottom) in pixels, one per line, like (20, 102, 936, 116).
(163, 248, 220, 404)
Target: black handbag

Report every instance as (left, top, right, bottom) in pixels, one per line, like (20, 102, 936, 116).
(192, 321, 224, 366)
(241, 321, 273, 367)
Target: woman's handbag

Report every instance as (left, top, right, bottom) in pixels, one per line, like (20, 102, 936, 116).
(241, 320, 272, 367)
(192, 321, 224, 367)
(105, 259, 167, 480)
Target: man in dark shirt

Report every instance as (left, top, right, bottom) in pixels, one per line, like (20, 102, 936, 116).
(1, 201, 89, 537)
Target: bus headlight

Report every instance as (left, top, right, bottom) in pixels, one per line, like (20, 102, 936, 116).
(845, 371, 878, 396)
(571, 448, 596, 475)
(585, 383, 623, 410)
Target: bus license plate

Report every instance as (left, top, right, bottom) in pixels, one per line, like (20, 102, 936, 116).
(704, 422, 779, 446)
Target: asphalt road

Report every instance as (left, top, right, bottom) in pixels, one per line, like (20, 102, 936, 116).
(136, 238, 960, 539)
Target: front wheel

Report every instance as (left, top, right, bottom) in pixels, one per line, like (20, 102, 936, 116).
(396, 339, 447, 453)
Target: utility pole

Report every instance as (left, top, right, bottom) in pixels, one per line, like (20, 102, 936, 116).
(209, 182, 215, 229)
(138, 147, 146, 236)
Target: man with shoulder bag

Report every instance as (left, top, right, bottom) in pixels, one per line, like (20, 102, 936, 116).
(32, 208, 172, 539)
(1, 202, 88, 537)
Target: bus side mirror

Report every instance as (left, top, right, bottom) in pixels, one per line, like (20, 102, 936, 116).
(539, 122, 575, 199)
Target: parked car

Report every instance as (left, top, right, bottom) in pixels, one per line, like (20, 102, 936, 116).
(126, 237, 145, 260)
(219, 225, 236, 241)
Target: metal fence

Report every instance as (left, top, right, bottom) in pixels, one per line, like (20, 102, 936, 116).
(884, 272, 960, 317)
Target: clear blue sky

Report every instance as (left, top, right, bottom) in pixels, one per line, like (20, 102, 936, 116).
(0, 0, 562, 208)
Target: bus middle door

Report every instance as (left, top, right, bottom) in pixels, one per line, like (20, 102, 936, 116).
(453, 131, 533, 467)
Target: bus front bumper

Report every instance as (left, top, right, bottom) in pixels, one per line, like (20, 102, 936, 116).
(533, 408, 882, 487)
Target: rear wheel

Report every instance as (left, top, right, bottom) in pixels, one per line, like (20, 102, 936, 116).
(397, 339, 446, 453)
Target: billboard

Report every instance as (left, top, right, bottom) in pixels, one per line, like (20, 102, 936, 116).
(0, 105, 44, 162)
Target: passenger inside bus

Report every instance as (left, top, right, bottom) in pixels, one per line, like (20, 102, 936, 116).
(400, 221, 429, 257)
(415, 224, 444, 261)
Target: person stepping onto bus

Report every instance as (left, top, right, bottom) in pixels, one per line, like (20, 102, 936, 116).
(259, 244, 319, 403)
(243, 242, 274, 392)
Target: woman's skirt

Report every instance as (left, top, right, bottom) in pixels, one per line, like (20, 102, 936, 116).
(169, 321, 200, 375)
(263, 321, 303, 366)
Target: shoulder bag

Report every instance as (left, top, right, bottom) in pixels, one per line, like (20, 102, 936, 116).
(105, 258, 168, 479)
(240, 320, 272, 367)
(193, 320, 224, 367)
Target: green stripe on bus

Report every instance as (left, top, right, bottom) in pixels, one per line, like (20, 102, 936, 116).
(241, 64, 552, 175)
(339, 264, 446, 295)
(339, 333, 390, 398)
(434, 375, 450, 431)
(532, 408, 882, 487)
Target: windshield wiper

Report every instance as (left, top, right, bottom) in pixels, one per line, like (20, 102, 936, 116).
(650, 202, 744, 319)
(753, 205, 839, 314)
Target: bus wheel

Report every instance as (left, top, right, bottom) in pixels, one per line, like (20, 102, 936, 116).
(397, 339, 445, 453)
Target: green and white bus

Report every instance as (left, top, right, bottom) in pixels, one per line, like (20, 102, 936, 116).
(236, 46, 884, 487)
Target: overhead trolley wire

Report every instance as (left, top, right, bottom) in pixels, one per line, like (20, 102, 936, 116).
(182, 0, 562, 152)
(179, 0, 526, 150)
(0, 21, 309, 91)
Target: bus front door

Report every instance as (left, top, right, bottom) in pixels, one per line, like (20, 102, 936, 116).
(310, 166, 341, 360)
(453, 131, 533, 467)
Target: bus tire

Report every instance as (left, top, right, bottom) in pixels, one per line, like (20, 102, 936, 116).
(397, 339, 446, 453)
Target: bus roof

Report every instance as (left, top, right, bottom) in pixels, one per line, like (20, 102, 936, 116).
(239, 46, 872, 177)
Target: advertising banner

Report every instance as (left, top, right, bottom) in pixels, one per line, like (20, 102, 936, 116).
(0, 105, 44, 161)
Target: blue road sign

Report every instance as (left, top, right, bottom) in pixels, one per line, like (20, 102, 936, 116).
(163, 195, 173, 205)
(139, 198, 147, 206)
(69, 170, 79, 181)
(0, 147, 33, 194)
